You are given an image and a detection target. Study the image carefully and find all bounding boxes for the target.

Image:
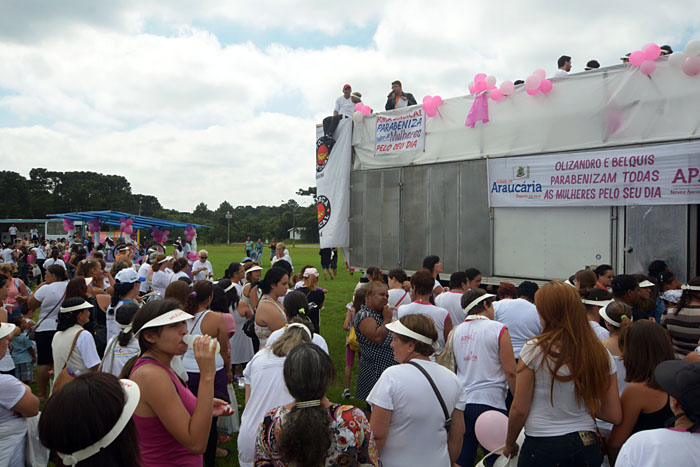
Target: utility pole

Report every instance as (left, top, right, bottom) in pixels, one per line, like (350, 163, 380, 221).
(225, 211, 232, 245)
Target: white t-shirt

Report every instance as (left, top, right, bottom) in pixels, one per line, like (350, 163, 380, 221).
(32, 247, 46, 260)
(8, 227, 17, 235)
(0, 374, 27, 466)
(238, 348, 293, 467)
(367, 359, 467, 467)
(52, 326, 101, 375)
(553, 69, 569, 78)
(493, 298, 542, 359)
(1, 248, 14, 264)
(589, 321, 610, 340)
(33, 281, 68, 332)
(520, 338, 616, 436)
(105, 300, 132, 344)
(397, 301, 449, 352)
(192, 259, 213, 281)
(43, 258, 66, 270)
(271, 254, 293, 271)
(265, 326, 329, 353)
(436, 291, 466, 326)
(334, 95, 354, 117)
(388, 288, 410, 310)
(137, 262, 152, 293)
(100, 335, 140, 377)
(170, 271, 189, 283)
(453, 317, 509, 409)
(616, 428, 700, 467)
(152, 269, 173, 298)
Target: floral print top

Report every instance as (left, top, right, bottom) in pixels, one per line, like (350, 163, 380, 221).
(254, 403, 379, 466)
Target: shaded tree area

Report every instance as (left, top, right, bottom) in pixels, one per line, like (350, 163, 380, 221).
(1, 169, 320, 244)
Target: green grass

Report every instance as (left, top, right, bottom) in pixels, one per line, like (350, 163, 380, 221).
(184, 243, 360, 466)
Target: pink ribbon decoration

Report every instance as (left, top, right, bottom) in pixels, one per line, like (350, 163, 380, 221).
(465, 93, 490, 128)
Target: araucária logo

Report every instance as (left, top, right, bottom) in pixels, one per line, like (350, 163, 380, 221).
(317, 195, 331, 229)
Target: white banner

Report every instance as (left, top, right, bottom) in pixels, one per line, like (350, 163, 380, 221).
(488, 141, 700, 207)
(316, 119, 352, 247)
(375, 107, 425, 155)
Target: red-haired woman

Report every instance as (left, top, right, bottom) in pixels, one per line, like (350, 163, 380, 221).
(503, 281, 622, 465)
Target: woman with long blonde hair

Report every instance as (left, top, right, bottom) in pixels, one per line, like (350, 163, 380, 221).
(504, 281, 621, 465)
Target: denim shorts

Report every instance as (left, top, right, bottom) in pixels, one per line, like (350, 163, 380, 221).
(518, 431, 603, 467)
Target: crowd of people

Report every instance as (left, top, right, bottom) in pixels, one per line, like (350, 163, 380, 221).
(1, 229, 700, 466)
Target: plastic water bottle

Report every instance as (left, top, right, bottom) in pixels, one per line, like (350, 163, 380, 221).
(182, 334, 220, 353)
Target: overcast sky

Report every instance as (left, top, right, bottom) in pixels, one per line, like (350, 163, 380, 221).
(1, 1, 698, 212)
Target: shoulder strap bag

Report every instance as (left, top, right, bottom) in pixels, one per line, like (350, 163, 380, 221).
(407, 361, 452, 431)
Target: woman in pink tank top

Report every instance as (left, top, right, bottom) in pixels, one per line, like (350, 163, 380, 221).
(124, 299, 233, 467)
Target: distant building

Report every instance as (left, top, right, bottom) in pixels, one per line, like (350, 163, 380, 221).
(287, 227, 306, 240)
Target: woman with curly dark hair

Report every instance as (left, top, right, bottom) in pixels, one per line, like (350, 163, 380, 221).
(255, 343, 379, 465)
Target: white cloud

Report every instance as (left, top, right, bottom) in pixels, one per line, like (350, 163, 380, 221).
(0, 1, 698, 211)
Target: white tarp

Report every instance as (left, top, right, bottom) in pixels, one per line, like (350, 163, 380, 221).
(487, 141, 700, 207)
(375, 107, 425, 155)
(351, 60, 700, 170)
(316, 120, 352, 248)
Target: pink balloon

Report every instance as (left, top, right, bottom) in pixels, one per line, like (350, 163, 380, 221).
(474, 80, 487, 93)
(533, 68, 546, 80)
(490, 89, 504, 101)
(474, 73, 487, 82)
(539, 79, 553, 94)
(526, 88, 539, 96)
(425, 106, 437, 117)
(126, 219, 133, 225)
(525, 75, 541, 90)
(682, 56, 700, 77)
(188, 252, 198, 261)
(433, 96, 442, 106)
(63, 226, 71, 232)
(640, 60, 657, 76)
(469, 84, 477, 94)
(500, 81, 514, 95)
(475, 411, 508, 453)
(629, 50, 645, 66)
(643, 44, 661, 61)
(486, 84, 497, 90)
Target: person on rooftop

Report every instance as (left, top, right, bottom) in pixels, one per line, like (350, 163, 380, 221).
(384, 80, 417, 110)
(553, 55, 572, 78)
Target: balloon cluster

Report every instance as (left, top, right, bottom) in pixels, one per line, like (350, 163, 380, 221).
(490, 81, 515, 102)
(184, 225, 196, 242)
(524, 69, 553, 96)
(422, 95, 443, 117)
(88, 219, 100, 233)
(669, 40, 700, 77)
(187, 252, 198, 261)
(120, 217, 134, 236)
(352, 103, 372, 123)
(629, 43, 661, 76)
(468, 73, 497, 94)
(62, 218, 75, 233)
(152, 226, 169, 244)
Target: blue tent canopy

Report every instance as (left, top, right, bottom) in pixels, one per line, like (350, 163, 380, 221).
(47, 211, 211, 230)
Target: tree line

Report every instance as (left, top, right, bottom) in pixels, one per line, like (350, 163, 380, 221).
(0, 169, 319, 244)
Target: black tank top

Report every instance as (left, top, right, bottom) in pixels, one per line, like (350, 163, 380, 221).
(632, 396, 673, 434)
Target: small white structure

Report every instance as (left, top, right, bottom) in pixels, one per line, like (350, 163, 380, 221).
(288, 227, 306, 240)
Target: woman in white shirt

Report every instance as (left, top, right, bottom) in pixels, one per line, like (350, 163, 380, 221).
(151, 255, 174, 298)
(169, 258, 190, 283)
(504, 281, 622, 465)
(26, 264, 69, 399)
(51, 297, 101, 380)
(449, 288, 517, 467)
(100, 302, 140, 377)
(43, 248, 67, 270)
(106, 268, 143, 344)
(237, 324, 312, 467)
(368, 314, 466, 467)
(0, 322, 39, 467)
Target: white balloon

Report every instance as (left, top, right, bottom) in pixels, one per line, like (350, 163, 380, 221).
(669, 51, 687, 69)
(352, 111, 364, 123)
(485, 75, 497, 86)
(686, 40, 700, 56)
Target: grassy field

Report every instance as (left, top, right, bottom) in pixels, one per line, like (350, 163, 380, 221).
(189, 243, 361, 466)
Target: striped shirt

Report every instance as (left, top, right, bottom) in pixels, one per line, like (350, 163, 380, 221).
(662, 305, 700, 356)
